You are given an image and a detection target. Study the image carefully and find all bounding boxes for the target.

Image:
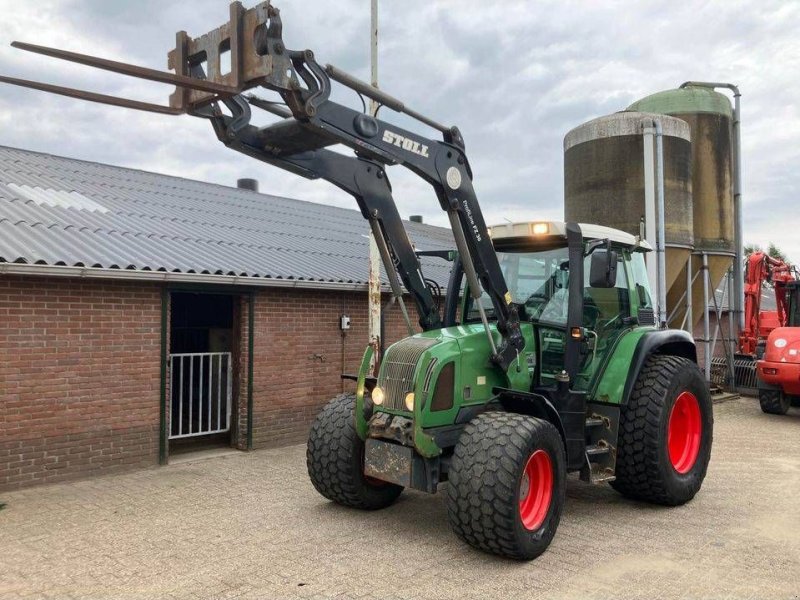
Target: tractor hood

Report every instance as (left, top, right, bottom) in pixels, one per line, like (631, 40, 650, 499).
(374, 323, 533, 420)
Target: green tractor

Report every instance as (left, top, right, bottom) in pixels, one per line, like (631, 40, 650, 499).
(0, 2, 713, 560)
(308, 221, 713, 560)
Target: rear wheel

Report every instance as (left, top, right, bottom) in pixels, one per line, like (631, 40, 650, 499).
(306, 393, 403, 510)
(611, 355, 713, 505)
(446, 412, 566, 560)
(759, 389, 790, 415)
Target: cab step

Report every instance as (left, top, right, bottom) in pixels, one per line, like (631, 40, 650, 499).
(586, 463, 616, 483)
(585, 416, 605, 428)
(585, 443, 611, 457)
(580, 404, 620, 484)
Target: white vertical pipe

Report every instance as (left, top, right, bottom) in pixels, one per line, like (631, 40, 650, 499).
(367, 0, 381, 371)
(732, 91, 744, 335)
(642, 124, 657, 294)
(178, 357, 183, 437)
(686, 255, 693, 334)
(368, 233, 382, 372)
(703, 253, 711, 380)
(226, 354, 232, 431)
(217, 354, 222, 431)
(654, 120, 668, 328)
(189, 356, 193, 434)
(642, 119, 667, 328)
(206, 354, 209, 431)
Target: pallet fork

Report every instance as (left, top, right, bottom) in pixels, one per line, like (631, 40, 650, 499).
(0, 0, 527, 371)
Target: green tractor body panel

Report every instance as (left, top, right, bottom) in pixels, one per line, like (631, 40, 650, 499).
(590, 327, 655, 404)
(364, 323, 658, 456)
(354, 345, 374, 440)
(359, 323, 536, 457)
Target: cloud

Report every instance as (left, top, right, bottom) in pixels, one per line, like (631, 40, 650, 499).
(0, 0, 798, 260)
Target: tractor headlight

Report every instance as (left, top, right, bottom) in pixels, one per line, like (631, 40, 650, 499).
(372, 386, 385, 406)
(532, 222, 550, 235)
(404, 392, 415, 412)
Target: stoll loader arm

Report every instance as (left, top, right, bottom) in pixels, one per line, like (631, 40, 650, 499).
(0, 1, 524, 372)
(207, 95, 442, 334)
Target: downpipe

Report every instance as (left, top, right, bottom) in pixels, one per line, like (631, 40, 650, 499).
(642, 117, 668, 328)
(654, 119, 668, 328)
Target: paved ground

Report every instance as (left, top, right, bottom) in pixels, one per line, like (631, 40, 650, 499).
(1, 397, 799, 600)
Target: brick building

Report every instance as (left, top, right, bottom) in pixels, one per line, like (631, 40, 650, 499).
(0, 146, 453, 491)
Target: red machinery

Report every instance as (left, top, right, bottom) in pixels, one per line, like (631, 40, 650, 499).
(756, 279, 800, 414)
(740, 251, 794, 354)
(739, 252, 800, 414)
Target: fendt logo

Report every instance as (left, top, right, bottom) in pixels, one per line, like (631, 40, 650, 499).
(382, 130, 430, 158)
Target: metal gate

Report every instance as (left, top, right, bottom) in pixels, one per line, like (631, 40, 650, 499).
(169, 352, 232, 439)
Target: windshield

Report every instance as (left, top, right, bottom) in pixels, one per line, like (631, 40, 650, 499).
(466, 245, 632, 328)
(467, 246, 571, 323)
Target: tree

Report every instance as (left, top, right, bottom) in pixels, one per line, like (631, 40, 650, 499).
(744, 243, 762, 256)
(767, 243, 790, 265)
(744, 242, 791, 266)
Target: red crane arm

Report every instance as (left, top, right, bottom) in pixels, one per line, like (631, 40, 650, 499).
(740, 252, 794, 354)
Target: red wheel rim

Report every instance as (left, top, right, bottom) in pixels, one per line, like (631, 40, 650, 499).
(667, 391, 702, 474)
(519, 449, 553, 531)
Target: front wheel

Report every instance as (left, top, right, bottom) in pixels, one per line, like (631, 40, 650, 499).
(759, 389, 790, 415)
(446, 412, 566, 560)
(306, 393, 403, 510)
(611, 355, 713, 505)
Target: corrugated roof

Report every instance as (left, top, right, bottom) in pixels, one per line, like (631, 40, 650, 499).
(0, 145, 455, 287)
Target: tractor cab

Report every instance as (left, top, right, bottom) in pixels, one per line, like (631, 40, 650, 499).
(757, 280, 800, 413)
(788, 281, 800, 328)
(464, 221, 656, 391)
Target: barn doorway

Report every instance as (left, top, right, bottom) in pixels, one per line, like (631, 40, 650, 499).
(168, 292, 237, 456)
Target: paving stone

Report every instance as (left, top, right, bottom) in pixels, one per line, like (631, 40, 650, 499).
(0, 397, 797, 599)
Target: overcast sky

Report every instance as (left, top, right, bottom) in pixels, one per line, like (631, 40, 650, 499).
(0, 0, 798, 260)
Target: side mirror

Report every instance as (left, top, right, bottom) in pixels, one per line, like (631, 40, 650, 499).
(589, 249, 618, 288)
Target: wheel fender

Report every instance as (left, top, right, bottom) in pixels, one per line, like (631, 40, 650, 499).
(622, 329, 697, 405)
(492, 387, 567, 451)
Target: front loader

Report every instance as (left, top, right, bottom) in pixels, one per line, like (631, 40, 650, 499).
(0, 1, 713, 560)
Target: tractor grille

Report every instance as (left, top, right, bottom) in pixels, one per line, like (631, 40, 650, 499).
(377, 337, 438, 410)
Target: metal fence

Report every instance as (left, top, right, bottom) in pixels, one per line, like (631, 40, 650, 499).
(169, 352, 232, 439)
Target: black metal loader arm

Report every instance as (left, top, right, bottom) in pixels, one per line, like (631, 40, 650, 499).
(239, 8, 524, 369)
(209, 96, 441, 332)
(0, 1, 524, 371)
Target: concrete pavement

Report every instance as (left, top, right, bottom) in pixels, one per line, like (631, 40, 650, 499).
(1, 396, 798, 599)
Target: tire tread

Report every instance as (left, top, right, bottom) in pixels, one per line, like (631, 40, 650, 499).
(611, 355, 711, 505)
(446, 412, 563, 560)
(306, 393, 402, 510)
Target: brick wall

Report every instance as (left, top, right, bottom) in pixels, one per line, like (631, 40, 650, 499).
(0, 274, 422, 491)
(0, 276, 162, 490)
(236, 288, 420, 450)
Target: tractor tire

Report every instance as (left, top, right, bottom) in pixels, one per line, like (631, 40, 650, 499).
(611, 355, 713, 506)
(446, 412, 566, 560)
(306, 393, 402, 510)
(759, 389, 790, 415)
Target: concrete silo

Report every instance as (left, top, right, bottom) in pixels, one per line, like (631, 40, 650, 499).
(627, 86, 736, 332)
(563, 111, 693, 321)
